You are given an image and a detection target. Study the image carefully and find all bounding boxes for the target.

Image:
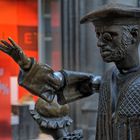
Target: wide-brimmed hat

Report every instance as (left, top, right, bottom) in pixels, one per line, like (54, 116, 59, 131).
(80, 3, 140, 25)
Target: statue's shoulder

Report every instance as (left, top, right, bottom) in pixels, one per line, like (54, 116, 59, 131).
(129, 76, 140, 90)
(129, 68, 140, 86)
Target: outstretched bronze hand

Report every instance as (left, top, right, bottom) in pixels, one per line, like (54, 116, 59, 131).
(0, 37, 63, 103)
(0, 37, 31, 70)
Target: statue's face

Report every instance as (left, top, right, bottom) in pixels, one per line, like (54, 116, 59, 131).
(95, 25, 129, 63)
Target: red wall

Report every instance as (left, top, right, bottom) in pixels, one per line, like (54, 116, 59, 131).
(0, 0, 38, 139)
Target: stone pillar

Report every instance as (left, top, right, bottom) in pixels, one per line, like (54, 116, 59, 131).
(60, 0, 107, 139)
(60, 0, 140, 139)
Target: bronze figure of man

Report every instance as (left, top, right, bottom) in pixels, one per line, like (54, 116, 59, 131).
(0, 3, 140, 140)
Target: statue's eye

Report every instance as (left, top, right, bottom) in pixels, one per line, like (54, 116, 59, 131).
(102, 32, 112, 42)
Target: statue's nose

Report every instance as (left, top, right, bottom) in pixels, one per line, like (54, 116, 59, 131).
(97, 39, 106, 48)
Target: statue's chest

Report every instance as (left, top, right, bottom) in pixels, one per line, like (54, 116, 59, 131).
(117, 82, 140, 117)
(98, 75, 140, 117)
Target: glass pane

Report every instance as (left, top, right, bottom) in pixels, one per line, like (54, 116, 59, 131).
(44, 17, 52, 37)
(43, 0, 51, 14)
(44, 40, 52, 65)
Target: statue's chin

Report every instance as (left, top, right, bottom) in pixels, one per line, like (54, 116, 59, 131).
(102, 55, 124, 63)
(102, 56, 113, 63)
(101, 49, 126, 63)
(103, 58, 123, 63)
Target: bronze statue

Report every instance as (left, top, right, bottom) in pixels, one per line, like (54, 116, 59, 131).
(0, 3, 140, 140)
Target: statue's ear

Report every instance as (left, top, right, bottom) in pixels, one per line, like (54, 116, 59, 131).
(130, 28, 139, 44)
(131, 29, 139, 39)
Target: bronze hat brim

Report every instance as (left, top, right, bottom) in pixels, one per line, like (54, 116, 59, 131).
(80, 3, 140, 24)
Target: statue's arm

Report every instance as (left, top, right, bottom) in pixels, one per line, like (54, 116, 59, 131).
(0, 37, 101, 104)
(57, 70, 101, 105)
(18, 61, 102, 104)
(0, 37, 63, 102)
(18, 59, 64, 102)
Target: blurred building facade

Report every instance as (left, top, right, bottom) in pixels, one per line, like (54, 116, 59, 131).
(38, 0, 140, 140)
(0, 0, 38, 139)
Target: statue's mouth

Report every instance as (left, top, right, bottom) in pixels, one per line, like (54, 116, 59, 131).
(100, 48, 112, 58)
(101, 51, 111, 57)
